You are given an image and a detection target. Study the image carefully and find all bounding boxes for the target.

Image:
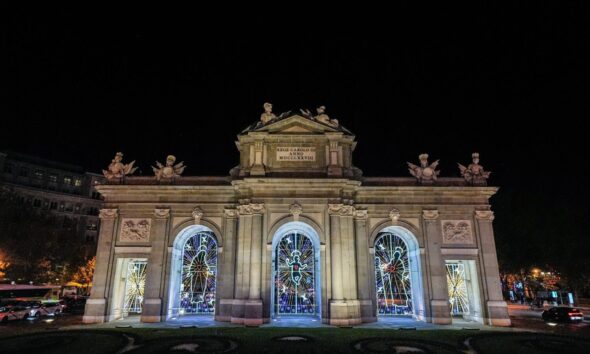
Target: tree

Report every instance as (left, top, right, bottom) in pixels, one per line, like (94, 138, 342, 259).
(71, 256, 95, 295)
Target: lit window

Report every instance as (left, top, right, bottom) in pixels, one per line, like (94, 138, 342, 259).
(63, 176, 72, 185)
(35, 170, 44, 179)
(49, 174, 58, 183)
(74, 178, 82, 187)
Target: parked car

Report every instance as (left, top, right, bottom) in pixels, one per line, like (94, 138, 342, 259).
(26, 300, 63, 318)
(0, 305, 30, 322)
(542, 306, 584, 323)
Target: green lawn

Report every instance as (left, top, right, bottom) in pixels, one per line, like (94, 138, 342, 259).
(0, 327, 589, 353)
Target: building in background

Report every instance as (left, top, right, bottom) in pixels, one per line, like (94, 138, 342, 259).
(0, 151, 104, 245)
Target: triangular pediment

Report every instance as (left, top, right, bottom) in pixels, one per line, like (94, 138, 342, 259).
(253, 114, 342, 135)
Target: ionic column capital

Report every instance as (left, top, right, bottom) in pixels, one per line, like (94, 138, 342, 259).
(475, 210, 495, 221)
(422, 209, 439, 221)
(328, 203, 355, 216)
(154, 208, 170, 219)
(99, 208, 118, 220)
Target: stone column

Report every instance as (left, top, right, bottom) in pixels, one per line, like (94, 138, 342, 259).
(328, 204, 361, 326)
(245, 204, 264, 325)
(83, 208, 118, 323)
(217, 208, 238, 322)
(422, 209, 452, 324)
(354, 209, 375, 323)
(232, 202, 265, 325)
(141, 208, 170, 322)
(475, 210, 511, 326)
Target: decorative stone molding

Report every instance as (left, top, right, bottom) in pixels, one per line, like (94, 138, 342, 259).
(328, 203, 355, 216)
(475, 210, 495, 221)
(441, 220, 473, 244)
(192, 206, 204, 224)
(237, 203, 265, 215)
(353, 209, 368, 220)
(119, 218, 151, 242)
(389, 208, 400, 223)
(223, 208, 238, 218)
(99, 208, 118, 220)
(422, 209, 439, 220)
(289, 202, 303, 221)
(154, 208, 170, 219)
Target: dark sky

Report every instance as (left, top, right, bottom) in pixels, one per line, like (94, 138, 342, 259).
(2, 6, 589, 270)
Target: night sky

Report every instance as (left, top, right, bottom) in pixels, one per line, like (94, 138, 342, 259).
(2, 7, 589, 272)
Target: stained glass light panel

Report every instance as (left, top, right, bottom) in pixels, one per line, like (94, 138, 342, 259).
(123, 260, 147, 314)
(446, 262, 470, 315)
(374, 232, 413, 315)
(274, 232, 316, 315)
(179, 232, 217, 314)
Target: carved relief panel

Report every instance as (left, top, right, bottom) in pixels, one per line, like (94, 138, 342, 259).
(441, 220, 474, 244)
(119, 218, 152, 242)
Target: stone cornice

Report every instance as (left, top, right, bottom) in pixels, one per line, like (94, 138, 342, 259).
(99, 208, 118, 220)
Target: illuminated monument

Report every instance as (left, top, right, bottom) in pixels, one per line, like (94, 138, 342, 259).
(83, 105, 510, 326)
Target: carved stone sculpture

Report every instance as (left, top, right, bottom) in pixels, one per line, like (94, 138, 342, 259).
(408, 154, 440, 184)
(260, 102, 277, 124)
(152, 155, 186, 181)
(442, 220, 473, 244)
(102, 152, 137, 180)
(289, 202, 303, 221)
(314, 106, 339, 127)
(120, 218, 151, 242)
(458, 153, 491, 186)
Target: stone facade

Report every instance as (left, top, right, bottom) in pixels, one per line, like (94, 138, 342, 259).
(84, 112, 510, 327)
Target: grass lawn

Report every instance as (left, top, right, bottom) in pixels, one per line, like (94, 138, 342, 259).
(0, 327, 589, 353)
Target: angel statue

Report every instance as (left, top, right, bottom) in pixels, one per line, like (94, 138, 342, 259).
(458, 152, 491, 186)
(260, 102, 277, 124)
(314, 106, 339, 127)
(407, 153, 440, 184)
(102, 152, 137, 180)
(152, 155, 186, 181)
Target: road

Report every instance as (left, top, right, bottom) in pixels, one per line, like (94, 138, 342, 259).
(508, 304, 590, 336)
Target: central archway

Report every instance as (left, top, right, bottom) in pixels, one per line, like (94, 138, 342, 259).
(271, 221, 321, 318)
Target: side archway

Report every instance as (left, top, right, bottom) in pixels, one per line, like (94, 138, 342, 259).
(167, 224, 219, 318)
(370, 225, 425, 321)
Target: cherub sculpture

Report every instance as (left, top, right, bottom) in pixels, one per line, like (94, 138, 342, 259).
(102, 152, 137, 180)
(314, 106, 339, 127)
(152, 155, 186, 181)
(458, 152, 491, 186)
(260, 102, 277, 124)
(407, 153, 440, 184)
